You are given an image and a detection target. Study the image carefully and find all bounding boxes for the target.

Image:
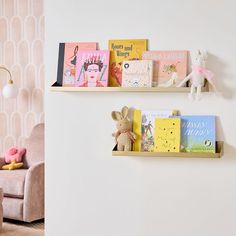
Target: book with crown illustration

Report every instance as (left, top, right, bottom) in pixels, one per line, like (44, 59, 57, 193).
(75, 50, 110, 87)
(133, 110, 176, 152)
(56, 42, 98, 86)
(180, 116, 216, 153)
(108, 39, 148, 87)
(122, 60, 153, 87)
(154, 118, 181, 152)
(142, 51, 187, 87)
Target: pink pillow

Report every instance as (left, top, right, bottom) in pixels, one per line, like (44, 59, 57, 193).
(4, 147, 26, 164)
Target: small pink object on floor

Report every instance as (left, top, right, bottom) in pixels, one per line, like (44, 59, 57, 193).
(4, 147, 26, 164)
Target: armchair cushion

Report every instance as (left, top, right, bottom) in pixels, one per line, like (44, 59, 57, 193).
(0, 158, 5, 169)
(0, 188, 2, 230)
(0, 169, 27, 198)
(0, 188, 3, 202)
(23, 123, 44, 168)
(23, 162, 44, 222)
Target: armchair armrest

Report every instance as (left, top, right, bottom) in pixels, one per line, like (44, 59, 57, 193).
(23, 162, 44, 222)
(0, 157, 5, 169)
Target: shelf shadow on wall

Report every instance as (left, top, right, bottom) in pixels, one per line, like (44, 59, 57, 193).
(222, 143, 236, 160)
(216, 118, 236, 160)
(208, 53, 235, 100)
(216, 116, 225, 141)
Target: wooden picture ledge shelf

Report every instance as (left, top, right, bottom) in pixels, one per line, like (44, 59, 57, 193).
(112, 141, 223, 158)
(50, 82, 209, 93)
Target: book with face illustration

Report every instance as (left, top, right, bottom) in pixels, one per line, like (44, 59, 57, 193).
(142, 51, 187, 87)
(57, 42, 98, 86)
(75, 50, 110, 87)
(122, 60, 153, 87)
(179, 116, 216, 153)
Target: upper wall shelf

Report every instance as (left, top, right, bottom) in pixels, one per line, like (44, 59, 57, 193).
(50, 82, 209, 93)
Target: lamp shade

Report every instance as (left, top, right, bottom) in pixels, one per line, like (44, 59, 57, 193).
(0, 66, 18, 99)
(2, 83, 18, 98)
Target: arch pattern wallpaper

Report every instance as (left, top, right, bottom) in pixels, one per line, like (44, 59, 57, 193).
(0, 0, 44, 155)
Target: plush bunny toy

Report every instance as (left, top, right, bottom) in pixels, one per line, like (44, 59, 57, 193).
(177, 50, 218, 100)
(112, 106, 136, 151)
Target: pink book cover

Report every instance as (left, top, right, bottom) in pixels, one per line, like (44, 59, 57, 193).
(62, 42, 97, 86)
(75, 50, 110, 87)
(142, 51, 188, 86)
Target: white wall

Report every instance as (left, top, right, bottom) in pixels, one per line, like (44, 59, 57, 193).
(45, 0, 236, 235)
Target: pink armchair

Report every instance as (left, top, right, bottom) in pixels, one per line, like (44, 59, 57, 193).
(0, 188, 3, 231)
(0, 123, 44, 222)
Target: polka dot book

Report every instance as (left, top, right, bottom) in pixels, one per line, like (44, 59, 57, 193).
(154, 118, 181, 152)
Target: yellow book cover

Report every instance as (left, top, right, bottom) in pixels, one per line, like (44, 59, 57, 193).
(154, 118, 181, 152)
(132, 110, 142, 151)
(108, 39, 148, 87)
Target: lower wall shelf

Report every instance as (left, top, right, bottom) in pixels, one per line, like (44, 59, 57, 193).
(112, 141, 223, 158)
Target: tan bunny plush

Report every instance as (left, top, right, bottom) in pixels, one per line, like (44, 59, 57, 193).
(112, 106, 136, 151)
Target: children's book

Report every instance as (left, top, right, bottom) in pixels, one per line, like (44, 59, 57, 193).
(108, 39, 148, 87)
(142, 51, 187, 87)
(180, 116, 216, 153)
(75, 50, 110, 87)
(154, 118, 181, 152)
(56, 42, 97, 86)
(133, 110, 175, 152)
(122, 60, 153, 87)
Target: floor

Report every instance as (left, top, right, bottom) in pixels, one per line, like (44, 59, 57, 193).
(1, 219, 44, 236)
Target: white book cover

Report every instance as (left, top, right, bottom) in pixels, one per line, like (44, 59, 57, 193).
(122, 60, 153, 87)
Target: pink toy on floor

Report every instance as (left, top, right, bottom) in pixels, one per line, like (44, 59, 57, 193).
(4, 147, 26, 164)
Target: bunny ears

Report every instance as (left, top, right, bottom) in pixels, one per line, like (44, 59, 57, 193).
(111, 106, 129, 121)
(197, 50, 208, 59)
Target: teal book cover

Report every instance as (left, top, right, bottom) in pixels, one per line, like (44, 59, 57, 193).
(180, 116, 216, 153)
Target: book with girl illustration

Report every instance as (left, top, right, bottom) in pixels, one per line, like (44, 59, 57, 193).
(75, 50, 110, 87)
(142, 50, 188, 87)
(56, 42, 97, 86)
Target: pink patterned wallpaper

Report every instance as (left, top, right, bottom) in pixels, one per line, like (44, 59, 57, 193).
(0, 0, 44, 154)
